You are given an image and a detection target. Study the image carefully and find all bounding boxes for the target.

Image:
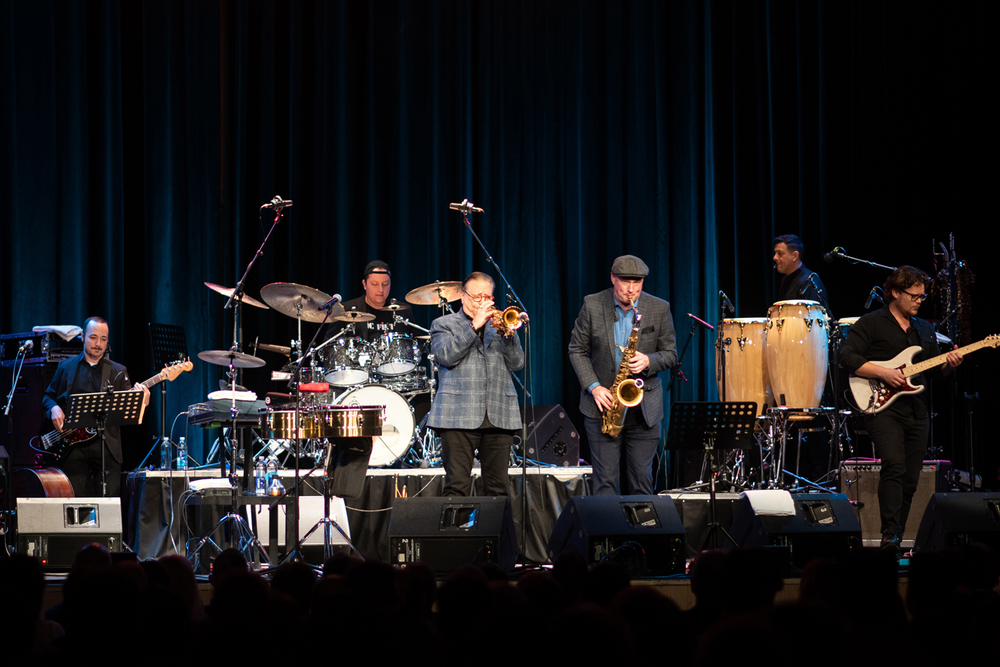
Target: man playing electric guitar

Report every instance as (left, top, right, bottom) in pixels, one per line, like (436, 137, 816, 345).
(841, 266, 962, 553)
(42, 316, 150, 497)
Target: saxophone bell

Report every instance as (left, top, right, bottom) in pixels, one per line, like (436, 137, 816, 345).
(616, 377, 644, 407)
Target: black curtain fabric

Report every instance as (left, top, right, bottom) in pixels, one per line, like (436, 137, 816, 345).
(2, 1, 995, 481)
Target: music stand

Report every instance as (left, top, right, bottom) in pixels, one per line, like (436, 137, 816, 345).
(667, 401, 757, 549)
(149, 323, 188, 445)
(65, 389, 146, 497)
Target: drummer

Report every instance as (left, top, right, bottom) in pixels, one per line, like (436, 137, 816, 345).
(773, 234, 830, 313)
(325, 260, 416, 342)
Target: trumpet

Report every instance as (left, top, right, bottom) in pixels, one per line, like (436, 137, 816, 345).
(489, 306, 529, 337)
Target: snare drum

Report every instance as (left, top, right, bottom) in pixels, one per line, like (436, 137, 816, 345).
(763, 300, 829, 409)
(716, 318, 772, 416)
(324, 337, 372, 386)
(379, 366, 428, 393)
(336, 385, 415, 466)
(373, 332, 421, 376)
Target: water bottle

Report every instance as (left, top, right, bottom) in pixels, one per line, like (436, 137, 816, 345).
(175, 437, 187, 470)
(160, 438, 172, 470)
(266, 456, 278, 489)
(255, 458, 267, 496)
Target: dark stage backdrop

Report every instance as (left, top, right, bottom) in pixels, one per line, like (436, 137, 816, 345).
(2, 1, 996, 486)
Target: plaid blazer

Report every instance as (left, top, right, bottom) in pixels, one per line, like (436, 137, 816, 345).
(426, 310, 525, 430)
(567, 288, 677, 426)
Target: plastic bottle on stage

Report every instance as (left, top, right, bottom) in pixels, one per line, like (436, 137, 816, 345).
(255, 459, 267, 496)
(160, 438, 172, 470)
(266, 457, 279, 490)
(176, 437, 187, 470)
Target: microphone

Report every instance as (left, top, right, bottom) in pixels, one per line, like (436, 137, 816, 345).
(719, 290, 735, 315)
(261, 195, 293, 210)
(864, 287, 878, 309)
(18, 340, 34, 353)
(823, 246, 845, 263)
(320, 294, 342, 310)
(688, 313, 715, 331)
(448, 199, 484, 215)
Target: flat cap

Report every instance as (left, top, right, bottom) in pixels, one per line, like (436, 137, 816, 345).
(611, 255, 649, 279)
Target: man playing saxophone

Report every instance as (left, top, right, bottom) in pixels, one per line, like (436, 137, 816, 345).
(568, 255, 677, 496)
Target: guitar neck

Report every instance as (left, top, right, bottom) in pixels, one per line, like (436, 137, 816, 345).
(139, 371, 168, 390)
(903, 338, 990, 377)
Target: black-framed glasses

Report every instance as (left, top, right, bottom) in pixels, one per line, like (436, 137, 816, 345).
(901, 290, 928, 302)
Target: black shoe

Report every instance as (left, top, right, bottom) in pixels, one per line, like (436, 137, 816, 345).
(880, 533, 901, 556)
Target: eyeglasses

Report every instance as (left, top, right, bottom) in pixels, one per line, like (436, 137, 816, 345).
(900, 290, 929, 302)
(465, 292, 493, 303)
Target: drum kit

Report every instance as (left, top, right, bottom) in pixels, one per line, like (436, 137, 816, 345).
(198, 278, 465, 470)
(714, 299, 855, 490)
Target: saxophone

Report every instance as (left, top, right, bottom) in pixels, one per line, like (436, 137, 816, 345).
(601, 299, 645, 437)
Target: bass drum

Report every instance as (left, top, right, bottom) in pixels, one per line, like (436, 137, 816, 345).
(336, 385, 415, 467)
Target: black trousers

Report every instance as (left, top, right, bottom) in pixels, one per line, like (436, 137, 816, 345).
(438, 426, 513, 497)
(865, 400, 928, 536)
(61, 438, 121, 497)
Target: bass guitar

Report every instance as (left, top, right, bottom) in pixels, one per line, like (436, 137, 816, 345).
(849, 336, 998, 414)
(34, 358, 192, 462)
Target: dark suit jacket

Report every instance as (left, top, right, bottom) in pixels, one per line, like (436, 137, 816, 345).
(568, 289, 677, 427)
(42, 353, 134, 463)
(426, 310, 525, 430)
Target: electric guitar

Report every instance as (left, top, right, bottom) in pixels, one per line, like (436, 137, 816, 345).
(849, 336, 998, 414)
(34, 358, 193, 461)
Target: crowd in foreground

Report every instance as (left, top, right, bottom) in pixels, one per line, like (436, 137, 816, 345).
(2, 541, 998, 664)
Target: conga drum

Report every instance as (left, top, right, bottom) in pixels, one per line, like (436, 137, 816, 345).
(763, 300, 829, 408)
(716, 318, 773, 416)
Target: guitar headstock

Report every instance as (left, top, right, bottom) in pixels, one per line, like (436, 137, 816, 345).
(985, 335, 1000, 349)
(161, 358, 194, 382)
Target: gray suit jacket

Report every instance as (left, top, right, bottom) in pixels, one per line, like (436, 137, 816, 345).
(426, 310, 525, 430)
(567, 289, 677, 426)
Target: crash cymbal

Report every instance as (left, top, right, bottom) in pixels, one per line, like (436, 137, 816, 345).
(257, 343, 292, 355)
(197, 349, 266, 369)
(332, 310, 376, 323)
(260, 282, 345, 323)
(204, 282, 270, 310)
(405, 281, 462, 305)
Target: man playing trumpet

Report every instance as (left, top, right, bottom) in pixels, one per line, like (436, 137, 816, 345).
(568, 255, 677, 496)
(426, 272, 525, 496)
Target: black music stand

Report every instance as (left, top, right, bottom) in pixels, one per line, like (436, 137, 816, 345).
(65, 389, 146, 497)
(149, 323, 188, 446)
(667, 401, 756, 549)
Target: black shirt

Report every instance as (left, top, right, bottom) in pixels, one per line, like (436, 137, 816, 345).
(321, 296, 417, 344)
(777, 264, 830, 312)
(840, 305, 941, 416)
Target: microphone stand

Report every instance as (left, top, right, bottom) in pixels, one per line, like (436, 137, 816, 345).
(824, 249, 896, 272)
(453, 202, 532, 565)
(663, 315, 703, 488)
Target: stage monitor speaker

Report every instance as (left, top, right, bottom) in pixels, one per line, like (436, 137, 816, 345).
(546, 495, 685, 575)
(516, 404, 580, 466)
(388, 496, 517, 573)
(914, 492, 1000, 553)
(840, 459, 951, 547)
(16, 497, 123, 569)
(726, 492, 862, 567)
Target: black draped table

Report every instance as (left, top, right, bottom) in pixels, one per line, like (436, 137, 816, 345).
(127, 466, 593, 564)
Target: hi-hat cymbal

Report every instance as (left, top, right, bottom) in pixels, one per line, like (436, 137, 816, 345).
(257, 343, 292, 355)
(332, 310, 376, 323)
(260, 282, 345, 323)
(405, 281, 462, 305)
(204, 282, 270, 310)
(378, 299, 408, 312)
(198, 349, 266, 369)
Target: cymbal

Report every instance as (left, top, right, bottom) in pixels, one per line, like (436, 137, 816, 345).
(260, 282, 345, 323)
(378, 299, 408, 312)
(204, 282, 270, 310)
(198, 349, 266, 369)
(405, 281, 462, 305)
(257, 343, 292, 355)
(332, 310, 376, 323)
